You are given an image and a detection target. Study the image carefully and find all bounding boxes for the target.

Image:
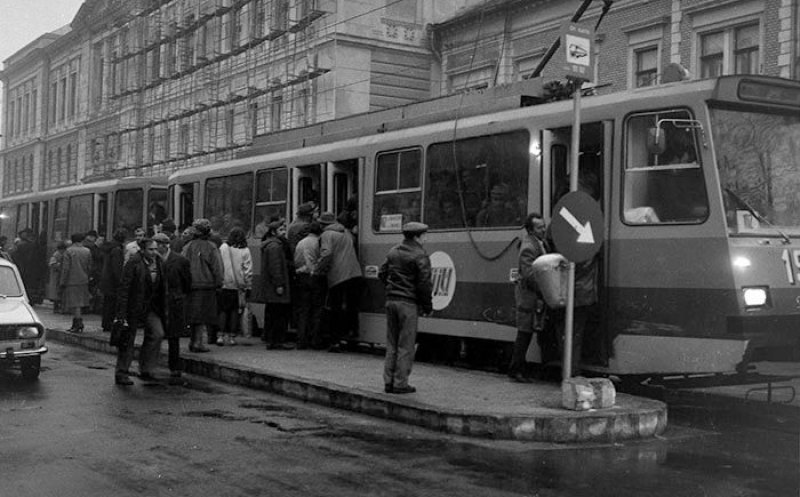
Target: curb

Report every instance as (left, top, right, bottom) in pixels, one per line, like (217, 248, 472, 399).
(47, 328, 668, 442)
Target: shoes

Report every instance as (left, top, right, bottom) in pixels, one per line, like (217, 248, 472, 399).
(139, 372, 158, 382)
(115, 375, 134, 386)
(168, 371, 183, 385)
(216, 337, 225, 346)
(189, 345, 210, 353)
(327, 344, 342, 353)
(228, 337, 237, 346)
(509, 373, 533, 383)
(391, 385, 416, 394)
(384, 384, 394, 393)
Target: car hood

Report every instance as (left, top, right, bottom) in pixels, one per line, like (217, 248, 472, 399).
(0, 299, 39, 324)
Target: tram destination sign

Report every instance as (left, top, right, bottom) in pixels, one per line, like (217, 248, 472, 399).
(551, 191, 603, 263)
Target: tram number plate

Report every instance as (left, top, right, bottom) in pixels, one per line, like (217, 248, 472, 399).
(780, 249, 800, 284)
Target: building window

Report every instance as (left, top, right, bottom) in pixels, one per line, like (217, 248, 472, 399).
(270, 96, 282, 131)
(69, 73, 78, 118)
(700, 31, 724, 78)
(23, 94, 30, 135)
(226, 108, 235, 145)
(31, 90, 37, 132)
(8, 101, 15, 138)
(249, 102, 259, 138)
(634, 47, 658, 87)
(734, 24, 759, 74)
(698, 22, 760, 78)
(251, 0, 265, 39)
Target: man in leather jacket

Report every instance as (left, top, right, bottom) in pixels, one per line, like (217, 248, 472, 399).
(114, 238, 167, 385)
(378, 222, 433, 394)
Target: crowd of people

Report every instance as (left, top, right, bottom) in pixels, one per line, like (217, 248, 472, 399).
(0, 202, 591, 390)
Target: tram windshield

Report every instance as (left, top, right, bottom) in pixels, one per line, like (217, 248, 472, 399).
(711, 108, 800, 235)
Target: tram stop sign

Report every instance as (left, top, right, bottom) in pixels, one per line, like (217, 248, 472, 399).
(551, 191, 603, 263)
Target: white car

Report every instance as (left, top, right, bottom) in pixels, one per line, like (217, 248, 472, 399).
(0, 257, 47, 380)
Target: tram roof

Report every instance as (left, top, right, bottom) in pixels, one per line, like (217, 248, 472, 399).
(0, 175, 168, 205)
(170, 78, 725, 184)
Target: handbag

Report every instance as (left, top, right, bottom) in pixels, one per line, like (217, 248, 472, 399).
(109, 319, 130, 347)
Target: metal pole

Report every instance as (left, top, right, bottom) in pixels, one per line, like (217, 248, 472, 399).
(563, 83, 582, 381)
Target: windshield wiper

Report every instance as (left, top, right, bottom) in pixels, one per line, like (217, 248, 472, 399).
(725, 188, 791, 244)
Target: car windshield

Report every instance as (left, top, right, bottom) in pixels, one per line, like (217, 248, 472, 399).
(711, 108, 800, 236)
(0, 266, 24, 297)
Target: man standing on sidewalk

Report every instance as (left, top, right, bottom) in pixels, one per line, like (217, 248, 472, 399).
(378, 222, 433, 394)
(154, 233, 191, 384)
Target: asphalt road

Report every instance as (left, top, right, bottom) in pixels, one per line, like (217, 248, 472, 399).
(0, 343, 796, 497)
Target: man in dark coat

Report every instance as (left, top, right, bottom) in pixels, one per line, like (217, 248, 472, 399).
(114, 238, 167, 385)
(508, 213, 549, 382)
(10, 228, 43, 303)
(84, 230, 104, 313)
(378, 222, 433, 394)
(260, 220, 293, 350)
(155, 233, 191, 384)
(60, 233, 93, 332)
(100, 229, 127, 332)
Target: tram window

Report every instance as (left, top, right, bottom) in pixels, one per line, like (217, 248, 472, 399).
(147, 189, 168, 234)
(114, 189, 144, 238)
(373, 148, 421, 232)
(425, 130, 529, 229)
(53, 198, 68, 242)
(205, 173, 254, 239)
(253, 168, 287, 240)
(624, 110, 708, 224)
(1, 207, 19, 240)
(16, 204, 29, 235)
(68, 194, 93, 237)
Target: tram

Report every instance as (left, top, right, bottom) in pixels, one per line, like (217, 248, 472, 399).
(0, 176, 168, 252)
(166, 74, 800, 375)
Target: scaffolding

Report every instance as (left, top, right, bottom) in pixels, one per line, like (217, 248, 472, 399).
(99, 0, 332, 177)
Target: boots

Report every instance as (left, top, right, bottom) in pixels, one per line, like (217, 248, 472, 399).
(69, 317, 84, 333)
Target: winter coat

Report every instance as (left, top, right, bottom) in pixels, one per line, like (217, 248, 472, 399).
(116, 252, 167, 328)
(378, 238, 433, 314)
(317, 223, 362, 288)
(181, 238, 224, 290)
(59, 243, 92, 288)
(99, 240, 125, 295)
(162, 249, 192, 338)
(220, 243, 253, 290)
(259, 235, 291, 304)
(286, 218, 311, 254)
(515, 233, 547, 312)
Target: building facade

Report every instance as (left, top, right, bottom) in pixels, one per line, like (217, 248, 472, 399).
(1, 0, 467, 202)
(2, 0, 798, 205)
(430, 0, 799, 95)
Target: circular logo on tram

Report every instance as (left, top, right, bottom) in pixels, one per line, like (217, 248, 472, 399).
(429, 251, 457, 311)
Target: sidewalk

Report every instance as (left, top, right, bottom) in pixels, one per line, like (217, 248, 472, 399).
(38, 304, 667, 443)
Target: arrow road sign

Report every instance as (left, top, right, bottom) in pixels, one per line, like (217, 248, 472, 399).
(558, 206, 594, 244)
(551, 191, 603, 263)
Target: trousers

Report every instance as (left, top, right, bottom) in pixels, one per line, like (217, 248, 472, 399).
(383, 300, 418, 389)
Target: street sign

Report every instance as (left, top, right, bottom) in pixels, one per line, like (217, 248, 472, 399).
(551, 191, 603, 263)
(562, 22, 594, 82)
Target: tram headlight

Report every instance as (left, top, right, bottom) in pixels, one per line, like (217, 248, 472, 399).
(732, 256, 751, 269)
(742, 286, 769, 309)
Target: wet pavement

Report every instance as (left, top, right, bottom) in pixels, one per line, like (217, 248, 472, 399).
(4, 342, 796, 497)
(36, 303, 666, 443)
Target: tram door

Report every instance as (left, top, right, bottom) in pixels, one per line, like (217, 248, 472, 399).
(326, 158, 360, 224)
(97, 194, 109, 239)
(172, 183, 196, 231)
(294, 164, 323, 213)
(542, 121, 613, 367)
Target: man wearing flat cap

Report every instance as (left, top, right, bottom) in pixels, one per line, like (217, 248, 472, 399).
(378, 222, 433, 394)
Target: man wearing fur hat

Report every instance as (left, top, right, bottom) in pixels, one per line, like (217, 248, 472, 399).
(181, 218, 224, 352)
(378, 222, 433, 394)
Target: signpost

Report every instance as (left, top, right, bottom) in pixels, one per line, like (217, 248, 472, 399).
(558, 22, 596, 381)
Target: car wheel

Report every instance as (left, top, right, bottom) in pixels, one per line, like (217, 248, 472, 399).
(20, 356, 41, 381)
